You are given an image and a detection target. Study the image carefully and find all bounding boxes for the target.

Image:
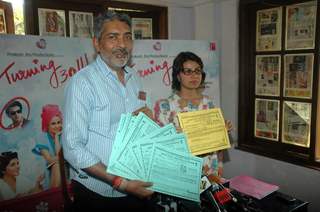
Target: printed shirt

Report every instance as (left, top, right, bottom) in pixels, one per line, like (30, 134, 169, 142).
(62, 55, 145, 197)
(154, 93, 222, 177)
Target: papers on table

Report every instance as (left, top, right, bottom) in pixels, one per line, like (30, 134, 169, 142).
(229, 175, 279, 199)
(177, 108, 231, 155)
(107, 112, 203, 202)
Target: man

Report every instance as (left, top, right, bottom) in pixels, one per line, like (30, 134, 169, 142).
(5, 101, 30, 129)
(62, 11, 155, 211)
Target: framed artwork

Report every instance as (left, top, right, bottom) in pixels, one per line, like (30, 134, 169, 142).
(254, 98, 280, 141)
(285, 1, 317, 50)
(69, 11, 93, 38)
(255, 55, 281, 96)
(132, 18, 153, 39)
(0, 8, 6, 33)
(0, 1, 14, 34)
(283, 53, 314, 99)
(38, 8, 66, 37)
(282, 101, 311, 147)
(256, 7, 282, 51)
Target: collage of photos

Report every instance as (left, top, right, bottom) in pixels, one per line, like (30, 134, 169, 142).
(254, 2, 315, 147)
(0, 99, 66, 200)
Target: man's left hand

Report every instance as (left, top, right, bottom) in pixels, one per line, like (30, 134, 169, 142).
(132, 106, 154, 120)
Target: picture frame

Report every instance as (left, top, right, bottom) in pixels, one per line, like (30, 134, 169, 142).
(256, 7, 282, 52)
(0, 8, 6, 33)
(0, 1, 14, 34)
(132, 18, 153, 39)
(283, 53, 314, 99)
(69, 11, 94, 38)
(255, 55, 281, 96)
(285, 1, 317, 50)
(38, 8, 66, 37)
(254, 98, 280, 141)
(282, 101, 311, 147)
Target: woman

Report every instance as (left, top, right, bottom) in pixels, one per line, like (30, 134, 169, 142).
(32, 104, 63, 188)
(154, 51, 232, 180)
(0, 151, 44, 200)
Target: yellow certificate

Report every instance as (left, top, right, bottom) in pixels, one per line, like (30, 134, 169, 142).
(177, 108, 231, 155)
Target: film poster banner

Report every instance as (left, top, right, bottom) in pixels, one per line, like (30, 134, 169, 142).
(282, 101, 311, 147)
(255, 55, 281, 96)
(284, 53, 314, 99)
(256, 7, 282, 52)
(0, 35, 220, 203)
(254, 98, 280, 141)
(285, 1, 317, 50)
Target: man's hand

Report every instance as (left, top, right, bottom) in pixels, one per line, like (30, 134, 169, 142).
(121, 179, 154, 199)
(132, 106, 154, 120)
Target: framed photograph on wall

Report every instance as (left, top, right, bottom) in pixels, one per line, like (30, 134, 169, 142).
(254, 98, 280, 141)
(285, 1, 317, 50)
(69, 11, 93, 38)
(255, 55, 281, 96)
(0, 1, 14, 34)
(282, 101, 311, 147)
(283, 53, 314, 99)
(132, 18, 153, 39)
(0, 8, 6, 33)
(256, 7, 282, 51)
(38, 8, 66, 37)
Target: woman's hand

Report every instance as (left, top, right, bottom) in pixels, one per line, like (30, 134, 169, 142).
(225, 120, 233, 133)
(54, 131, 62, 155)
(35, 174, 45, 191)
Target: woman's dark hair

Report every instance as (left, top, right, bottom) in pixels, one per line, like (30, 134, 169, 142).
(0, 151, 18, 178)
(171, 51, 206, 91)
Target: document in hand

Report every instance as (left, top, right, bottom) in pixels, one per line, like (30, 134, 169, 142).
(229, 175, 279, 199)
(177, 108, 231, 155)
(107, 112, 203, 202)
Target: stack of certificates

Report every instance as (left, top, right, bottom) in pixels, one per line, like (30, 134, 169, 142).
(108, 112, 203, 202)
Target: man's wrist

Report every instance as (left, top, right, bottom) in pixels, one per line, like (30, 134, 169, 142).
(112, 176, 128, 192)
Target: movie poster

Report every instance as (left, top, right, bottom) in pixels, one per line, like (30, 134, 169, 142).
(0, 35, 221, 206)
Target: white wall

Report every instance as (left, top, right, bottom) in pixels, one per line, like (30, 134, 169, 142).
(168, 7, 194, 39)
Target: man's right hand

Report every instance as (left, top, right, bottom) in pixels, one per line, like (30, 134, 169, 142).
(121, 179, 154, 199)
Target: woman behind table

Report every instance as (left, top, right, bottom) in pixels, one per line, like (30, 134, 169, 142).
(154, 51, 231, 179)
(0, 151, 44, 200)
(32, 104, 63, 188)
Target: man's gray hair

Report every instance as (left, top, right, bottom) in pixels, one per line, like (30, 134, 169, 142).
(93, 10, 131, 40)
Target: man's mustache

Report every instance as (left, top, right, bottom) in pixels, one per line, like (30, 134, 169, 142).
(112, 48, 129, 56)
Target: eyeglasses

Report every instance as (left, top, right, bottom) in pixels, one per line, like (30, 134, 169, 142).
(9, 109, 22, 116)
(181, 68, 203, 76)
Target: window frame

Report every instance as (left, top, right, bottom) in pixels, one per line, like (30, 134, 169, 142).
(238, 0, 320, 170)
